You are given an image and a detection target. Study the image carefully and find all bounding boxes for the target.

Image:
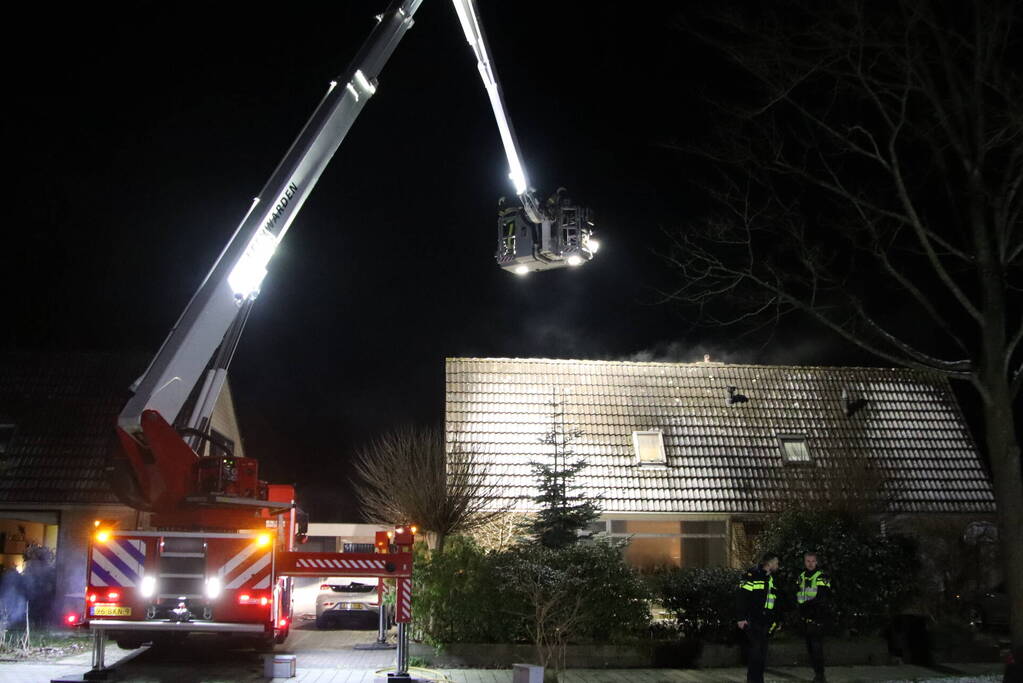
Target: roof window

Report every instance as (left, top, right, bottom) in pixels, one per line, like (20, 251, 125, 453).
(633, 430, 666, 465)
(778, 434, 812, 464)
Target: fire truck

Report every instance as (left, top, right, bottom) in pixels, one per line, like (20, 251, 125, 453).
(81, 0, 592, 666)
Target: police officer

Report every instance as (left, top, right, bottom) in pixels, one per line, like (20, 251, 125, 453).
(737, 552, 779, 683)
(797, 551, 831, 683)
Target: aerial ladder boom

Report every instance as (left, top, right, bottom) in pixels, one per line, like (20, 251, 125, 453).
(451, 0, 598, 274)
(112, 0, 594, 511)
(451, 0, 543, 224)
(114, 0, 423, 509)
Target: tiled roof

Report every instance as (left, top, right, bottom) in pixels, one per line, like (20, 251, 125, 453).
(0, 352, 146, 505)
(445, 358, 995, 515)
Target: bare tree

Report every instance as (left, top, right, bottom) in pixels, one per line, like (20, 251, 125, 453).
(469, 510, 531, 552)
(662, 1, 1023, 648)
(352, 425, 503, 552)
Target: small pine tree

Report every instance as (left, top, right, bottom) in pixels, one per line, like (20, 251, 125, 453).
(522, 391, 600, 548)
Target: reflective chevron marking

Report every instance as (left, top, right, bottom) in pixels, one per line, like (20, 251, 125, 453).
(396, 578, 412, 623)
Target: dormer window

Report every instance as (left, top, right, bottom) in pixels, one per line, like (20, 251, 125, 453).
(778, 434, 812, 464)
(633, 430, 666, 465)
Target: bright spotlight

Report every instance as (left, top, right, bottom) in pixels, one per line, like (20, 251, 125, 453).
(514, 265, 529, 276)
(257, 534, 271, 547)
(140, 575, 157, 598)
(206, 577, 222, 599)
(567, 255, 583, 267)
(588, 239, 601, 254)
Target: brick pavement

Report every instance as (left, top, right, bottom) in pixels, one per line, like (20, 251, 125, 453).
(0, 625, 1004, 683)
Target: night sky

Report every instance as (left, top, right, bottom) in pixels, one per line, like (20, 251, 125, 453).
(6, 2, 879, 520)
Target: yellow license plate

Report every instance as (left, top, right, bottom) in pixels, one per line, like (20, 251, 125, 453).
(345, 603, 365, 610)
(92, 605, 131, 617)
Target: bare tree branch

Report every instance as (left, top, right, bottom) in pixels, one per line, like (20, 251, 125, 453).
(352, 425, 503, 551)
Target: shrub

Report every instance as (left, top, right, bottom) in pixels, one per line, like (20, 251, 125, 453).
(650, 567, 743, 643)
(754, 510, 919, 634)
(412, 536, 651, 651)
(412, 537, 517, 645)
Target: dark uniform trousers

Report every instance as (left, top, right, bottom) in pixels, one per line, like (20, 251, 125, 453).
(744, 622, 770, 683)
(804, 618, 825, 677)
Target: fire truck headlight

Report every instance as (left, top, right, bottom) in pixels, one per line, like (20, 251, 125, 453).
(205, 577, 222, 599)
(140, 575, 157, 598)
(588, 238, 601, 254)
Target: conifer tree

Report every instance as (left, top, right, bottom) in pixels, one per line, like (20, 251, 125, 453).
(523, 391, 600, 548)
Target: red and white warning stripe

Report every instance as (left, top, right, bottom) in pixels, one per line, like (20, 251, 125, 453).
(294, 557, 387, 571)
(396, 578, 412, 623)
(217, 542, 272, 591)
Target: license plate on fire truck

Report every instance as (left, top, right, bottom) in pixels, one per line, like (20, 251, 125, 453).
(91, 605, 132, 617)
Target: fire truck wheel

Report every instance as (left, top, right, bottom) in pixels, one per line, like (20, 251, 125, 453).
(115, 638, 143, 650)
(274, 629, 288, 644)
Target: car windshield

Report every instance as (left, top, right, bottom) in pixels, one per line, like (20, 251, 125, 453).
(327, 583, 375, 593)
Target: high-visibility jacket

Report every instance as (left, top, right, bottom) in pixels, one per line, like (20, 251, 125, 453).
(797, 569, 831, 620)
(736, 564, 777, 625)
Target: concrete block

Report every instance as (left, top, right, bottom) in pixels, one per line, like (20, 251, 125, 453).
(513, 663, 544, 683)
(263, 653, 296, 678)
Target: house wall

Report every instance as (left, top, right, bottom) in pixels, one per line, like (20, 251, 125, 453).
(55, 505, 140, 622)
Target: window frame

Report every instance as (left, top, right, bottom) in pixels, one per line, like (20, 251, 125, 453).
(777, 433, 813, 465)
(632, 429, 666, 465)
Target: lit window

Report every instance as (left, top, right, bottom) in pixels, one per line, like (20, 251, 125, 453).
(632, 430, 666, 465)
(778, 435, 812, 464)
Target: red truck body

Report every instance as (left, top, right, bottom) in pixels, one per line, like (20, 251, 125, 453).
(87, 435, 301, 648)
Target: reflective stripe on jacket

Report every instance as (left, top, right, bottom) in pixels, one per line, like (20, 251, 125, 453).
(797, 570, 830, 605)
(736, 565, 776, 622)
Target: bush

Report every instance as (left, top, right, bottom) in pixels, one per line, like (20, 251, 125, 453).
(754, 510, 919, 634)
(412, 536, 651, 649)
(412, 536, 516, 645)
(496, 540, 651, 644)
(650, 567, 742, 643)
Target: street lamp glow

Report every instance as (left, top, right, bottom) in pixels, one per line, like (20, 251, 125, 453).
(514, 265, 529, 276)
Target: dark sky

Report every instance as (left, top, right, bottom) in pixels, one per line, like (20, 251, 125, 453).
(5, 2, 877, 519)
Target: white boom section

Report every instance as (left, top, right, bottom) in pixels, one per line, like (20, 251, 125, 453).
(451, 0, 544, 224)
(119, 0, 423, 437)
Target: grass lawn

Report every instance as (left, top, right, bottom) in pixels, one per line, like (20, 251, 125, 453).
(0, 628, 91, 661)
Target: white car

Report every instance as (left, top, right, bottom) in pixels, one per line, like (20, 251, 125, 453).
(315, 577, 389, 629)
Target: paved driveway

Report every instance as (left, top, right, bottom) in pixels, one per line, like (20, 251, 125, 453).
(0, 624, 1005, 683)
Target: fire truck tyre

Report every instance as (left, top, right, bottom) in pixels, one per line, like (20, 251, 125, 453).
(274, 629, 289, 644)
(115, 638, 144, 650)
